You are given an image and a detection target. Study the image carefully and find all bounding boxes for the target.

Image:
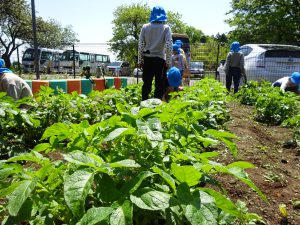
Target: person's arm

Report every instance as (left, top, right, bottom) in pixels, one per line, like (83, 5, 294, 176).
(240, 53, 246, 75)
(138, 26, 145, 67)
(165, 26, 173, 68)
(280, 79, 289, 92)
(224, 53, 231, 75)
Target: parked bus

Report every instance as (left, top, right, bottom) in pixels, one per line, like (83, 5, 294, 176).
(22, 48, 63, 73)
(60, 50, 111, 74)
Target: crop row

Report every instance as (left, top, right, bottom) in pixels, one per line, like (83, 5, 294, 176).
(0, 79, 265, 224)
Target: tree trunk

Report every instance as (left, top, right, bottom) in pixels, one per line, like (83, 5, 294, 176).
(1, 53, 11, 68)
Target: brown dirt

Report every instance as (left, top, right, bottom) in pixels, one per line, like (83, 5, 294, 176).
(217, 101, 300, 225)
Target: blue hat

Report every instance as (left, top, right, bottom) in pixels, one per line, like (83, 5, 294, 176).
(175, 40, 183, 47)
(290, 72, 300, 85)
(230, 41, 240, 52)
(0, 58, 12, 73)
(149, 6, 167, 23)
(172, 44, 180, 54)
(167, 67, 182, 88)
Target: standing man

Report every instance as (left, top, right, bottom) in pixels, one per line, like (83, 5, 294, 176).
(225, 41, 245, 94)
(0, 59, 33, 100)
(138, 6, 173, 100)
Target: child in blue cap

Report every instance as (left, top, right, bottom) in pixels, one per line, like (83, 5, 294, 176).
(171, 44, 184, 77)
(272, 72, 300, 94)
(0, 58, 33, 100)
(164, 67, 183, 101)
(138, 6, 173, 100)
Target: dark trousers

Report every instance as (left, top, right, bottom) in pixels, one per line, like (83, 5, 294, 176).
(142, 56, 167, 100)
(226, 67, 241, 93)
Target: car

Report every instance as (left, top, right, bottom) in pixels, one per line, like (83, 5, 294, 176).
(189, 61, 204, 78)
(133, 68, 143, 77)
(107, 61, 130, 76)
(218, 44, 300, 84)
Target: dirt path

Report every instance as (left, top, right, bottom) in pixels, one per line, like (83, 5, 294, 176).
(219, 101, 300, 224)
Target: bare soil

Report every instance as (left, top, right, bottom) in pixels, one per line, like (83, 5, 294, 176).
(218, 101, 300, 225)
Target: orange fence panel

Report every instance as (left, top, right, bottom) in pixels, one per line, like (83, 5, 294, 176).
(93, 78, 106, 91)
(67, 79, 82, 94)
(32, 80, 49, 94)
(114, 77, 121, 90)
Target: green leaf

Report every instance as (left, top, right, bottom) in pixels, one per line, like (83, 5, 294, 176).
(130, 187, 171, 211)
(184, 191, 218, 225)
(198, 188, 241, 218)
(76, 207, 114, 225)
(32, 143, 51, 152)
(103, 128, 129, 142)
(7, 179, 37, 216)
(41, 123, 71, 140)
(137, 108, 156, 118)
(205, 129, 237, 139)
(63, 151, 103, 168)
(64, 170, 94, 217)
(95, 174, 120, 203)
(227, 161, 255, 169)
(2, 199, 33, 225)
(152, 167, 176, 192)
(120, 171, 155, 195)
(110, 159, 140, 168)
(171, 163, 202, 187)
(110, 200, 132, 225)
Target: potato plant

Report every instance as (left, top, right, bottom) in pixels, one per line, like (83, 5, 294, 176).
(0, 78, 265, 224)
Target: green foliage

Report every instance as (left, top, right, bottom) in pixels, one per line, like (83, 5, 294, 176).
(237, 80, 300, 125)
(0, 78, 265, 224)
(226, 0, 300, 45)
(0, 0, 78, 67)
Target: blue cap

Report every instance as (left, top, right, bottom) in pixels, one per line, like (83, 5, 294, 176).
(167, 67, 182, 88)
(290, 72, 300, 85)
(149, 6, 167, 23)
(175, 40, 183, 47)
(172, 44, 180, 54)
(0, 58, 12, 73)
(230, 41, 240, 52)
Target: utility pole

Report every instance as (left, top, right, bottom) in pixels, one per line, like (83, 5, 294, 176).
(31, 0, 40, 79)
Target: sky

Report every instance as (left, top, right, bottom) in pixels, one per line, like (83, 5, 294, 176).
(33, 0, 232, 43)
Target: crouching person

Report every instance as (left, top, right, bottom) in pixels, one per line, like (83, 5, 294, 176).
(0, 59, 33, 100)
(272, 72, 300, 94)
(164, 67, 183, 102)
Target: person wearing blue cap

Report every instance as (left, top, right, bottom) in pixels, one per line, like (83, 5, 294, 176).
(0, 58, 33, 100)
(164, 67, 183, 102)
(171, 44, 184, 77)
(138, 6, 173, 100)
(225, 41, 245, 93)
(272, 72, 300, 94)
(174, 39, 189, 84)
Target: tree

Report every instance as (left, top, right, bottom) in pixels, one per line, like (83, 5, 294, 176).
(109, 3, 187, 66)
(185, 26, 205, 44)
(226, 0, 300, 45)
(0, 0, 78, 68)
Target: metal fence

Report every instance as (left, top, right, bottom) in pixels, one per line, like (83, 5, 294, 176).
(190, 43, 300, 84)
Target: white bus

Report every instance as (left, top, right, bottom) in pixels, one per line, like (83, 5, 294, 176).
(22, 48, 63, 73)
(60, 50, 111, 74)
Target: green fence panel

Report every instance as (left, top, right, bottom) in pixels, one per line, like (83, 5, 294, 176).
(25, 80, 32, 89)
(105, 78, 114, 88)
(49, 80, 67, 94)
(81, 79, 93, 95)
(121, 78, 128, 88)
